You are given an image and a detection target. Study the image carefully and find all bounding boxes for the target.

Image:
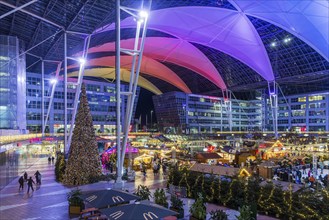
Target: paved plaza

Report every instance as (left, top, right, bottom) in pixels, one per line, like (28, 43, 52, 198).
(0, 156, 279, 220)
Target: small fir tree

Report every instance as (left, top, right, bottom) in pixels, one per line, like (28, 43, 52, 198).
(63, 83, 102, 185)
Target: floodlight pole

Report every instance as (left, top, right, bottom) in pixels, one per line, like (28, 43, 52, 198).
(268, 81, 278, 139)
(41, 60, 45, 136)
(121, 16, 149, 170)
(64, 32, 68, 155)
(115, 0, 122, 184)
(43, 61, 62, 135)
(67, 35, 91, 151)
(115, 0, 152, 184)
(223, 89, 232, 132)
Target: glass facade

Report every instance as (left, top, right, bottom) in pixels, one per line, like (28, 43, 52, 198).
(153, 92, 262, 134)
(265, 91, 329, 132)
(0, 35, 26, 131)
(26, 72, 140, 133)
(154, 91, 329, 134)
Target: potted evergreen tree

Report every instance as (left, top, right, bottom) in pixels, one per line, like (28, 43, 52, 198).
(189, 193, 206, 220)
(170, 195, 184, 219)
(236, 205, 255, 220)
(209, 209, 228, 220)
(67, 189, 84, 215)
(154, 188, 169, 208)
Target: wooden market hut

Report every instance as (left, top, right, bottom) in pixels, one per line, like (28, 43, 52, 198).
(235, 152, 255, 166)
(195, 152, 222, 164)
(258, 161, 280, 179)
(189, 163, 252, 177)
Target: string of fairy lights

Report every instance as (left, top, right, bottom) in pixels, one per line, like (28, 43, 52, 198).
(169, 166, 328, 219)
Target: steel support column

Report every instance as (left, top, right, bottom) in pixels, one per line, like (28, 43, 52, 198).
(44, 61, 62, 135)
(41, 60, 45, 136)
(64, 32, 68, 155)
(121, 19, 141, 171)
(115, 0, 123, 184)
(268, 81, 278, 139)
(67, 35, 91, 150)
(222, 89, 232, 131)
(115, 0, 152, 185)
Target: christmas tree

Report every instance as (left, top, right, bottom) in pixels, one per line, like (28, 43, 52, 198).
(63, 83, 102, 185)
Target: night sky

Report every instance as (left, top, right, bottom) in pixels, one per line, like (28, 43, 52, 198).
(135, 88, 156, 126)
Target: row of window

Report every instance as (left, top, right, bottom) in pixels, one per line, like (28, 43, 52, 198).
(288, 95, 326, 103)
(278, 118, 327, 124)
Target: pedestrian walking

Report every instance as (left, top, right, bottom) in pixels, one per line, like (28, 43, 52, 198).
(48, 157, 51, 164)
(18, 176, 24, 191)
(51, 156, 55, 163)
(27, 177, 35, 193)
(34, 170, 41, 185)
(23, 172, 28, 182)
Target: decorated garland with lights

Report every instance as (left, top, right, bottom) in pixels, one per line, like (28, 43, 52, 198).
(167, 164, 329, 219)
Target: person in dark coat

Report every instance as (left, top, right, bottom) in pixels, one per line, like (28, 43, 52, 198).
(27, 177, 35, 193)
(34, 170, 41, 185)
(18, 176, 24, 191)
(23, 172, 28, 182)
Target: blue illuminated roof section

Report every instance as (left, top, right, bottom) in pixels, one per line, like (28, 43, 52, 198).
(230, 0, 329, 61)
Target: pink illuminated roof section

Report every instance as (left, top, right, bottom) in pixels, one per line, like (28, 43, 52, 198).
(88, 37, 227, 90)
(97, 6, 274, 81)
(230, 0, 329, 61)
(67, 56, 192, 93)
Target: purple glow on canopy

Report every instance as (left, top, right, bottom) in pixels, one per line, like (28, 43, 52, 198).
(87, 37, 227, 89)
(97, 7, 274, 81)
(230, 0, 329, 61)
(67, 56, 191, 93)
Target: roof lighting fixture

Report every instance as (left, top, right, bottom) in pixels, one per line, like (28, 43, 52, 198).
(50, 78, 57, 84)
(137, 10, 148, 23)
(283, 37, 292, 43)
(139, 10, 148, 18)
(270, 41, 277, 47)
(78, 58, 86, 65)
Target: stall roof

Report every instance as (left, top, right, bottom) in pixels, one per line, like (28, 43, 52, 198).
(196, 152, 222, 159)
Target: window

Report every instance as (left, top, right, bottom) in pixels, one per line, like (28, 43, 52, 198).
(309, 118, 326, 124)
(278, 119, 289, 124)
(309, 95, 325, 102)
(291, 119, 306, 124)
(27, 113, 41, 120)
(86, 84, 100, 92)
(309, 110, 326, 116)
(110, 96, 116, 102)
(54, 102, 64, 110)
(54, 114, 64, 121)
(298, 97, 306, 102)
(292, 110, 305, 117)
(291, 98, 298, 103)
(27, 77, 41, 85)
(309, 103, 326, 108)
(104, 86, 115, 93)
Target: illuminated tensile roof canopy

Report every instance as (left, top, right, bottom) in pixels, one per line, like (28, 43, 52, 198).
(67, 55, 191, 93)
(68, 68, 162, 95)
(229, 0, 329, 61)
(1, 0, 328, 95)
(99, 6, 275, 82)
(87, 37, 227, 90)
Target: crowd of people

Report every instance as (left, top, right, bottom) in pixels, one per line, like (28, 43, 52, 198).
(273, 163, 329, 188)
(18, 170, 42, 194)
